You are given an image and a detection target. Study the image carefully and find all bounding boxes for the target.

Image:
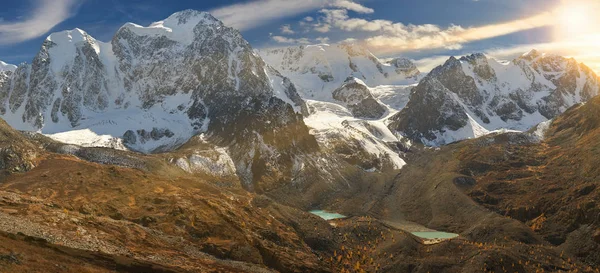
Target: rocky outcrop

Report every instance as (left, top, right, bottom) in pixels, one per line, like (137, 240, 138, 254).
(389, 51, 600, 145)
(0, 10, 319, 188)
(260, 42, 421, 95)
(0, 61, 15, 73)
(0, 11, 307, 154)
(260, 43, 420, 174)
(332, 77, 386, 119)
(386, 58, 420, 79)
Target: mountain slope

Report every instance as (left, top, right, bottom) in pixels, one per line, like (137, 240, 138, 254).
(0, 11, 306, 154)
(389, 51, 600, 145)
(449, 97, 600, 266)
(261, 43, 421, 172)
(0, 10, 324, 189)
(0, 61, 16, 72)
(0, 118, 592, 272)
(260, 42, 420, 102)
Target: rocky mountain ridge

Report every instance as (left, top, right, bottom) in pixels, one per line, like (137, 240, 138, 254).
(260, 42, 421, 101)
(389, 50, 600, 145)
(0, 10, 325, 190)
(0, 11, 305, 154)
(0, 61, 16, 72)
(260, 43, 421, 173)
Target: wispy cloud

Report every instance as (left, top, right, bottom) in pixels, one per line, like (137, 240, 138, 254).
(280, 24, 295, 34)
(0, 0, 80, 45)
(483, 36, 600, 73)
(412, 55, 457, 73)
(413, 33, 600, 74)
(211, 0, 329, 31)
(271, 35, 311, 44)
(329, 0, 373, 14)
(211, 0, 371, 31)
(316, 8, 555, 55)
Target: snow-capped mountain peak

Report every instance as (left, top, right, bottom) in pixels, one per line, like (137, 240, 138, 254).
(46, 28, 91, 45)
(0, 61, 16, 72)
(389, 51, 600, 146)
(259, 43, 421, 172)
(120, 10, 222, 46)
(521, 49, 543, 60)
(0, 10, 305, 155)
(260, 42, 421, 101)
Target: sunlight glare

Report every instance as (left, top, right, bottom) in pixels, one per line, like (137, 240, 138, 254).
(555, 0, 600, 39)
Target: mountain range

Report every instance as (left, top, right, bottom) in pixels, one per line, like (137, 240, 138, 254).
(0, 9, 599, 273)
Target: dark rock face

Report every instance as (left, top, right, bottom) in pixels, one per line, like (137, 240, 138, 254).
(0, 71, 12, 115)
(0, 119, 39, 176)
(388, 52, 600, 145)
(387, 58, 420, 78)
(0, 10, 309, 152)
(0, 10, 318, 188)
(332, 78, 386, 119)
(216, 97, 318, 191)
(388, 77, 468, 142)
(260, 42, 421, 89)
(265, 66, 309, 116)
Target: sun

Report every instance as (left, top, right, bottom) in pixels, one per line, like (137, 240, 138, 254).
(559, 4, 588, 33)
(555, 0, 599, 38)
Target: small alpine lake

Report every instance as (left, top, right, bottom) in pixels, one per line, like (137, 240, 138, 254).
(411, 231, 459, 240)
(309, 210, 347, 220)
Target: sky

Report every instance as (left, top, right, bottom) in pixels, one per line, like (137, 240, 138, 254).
(0, 0, 599, 72)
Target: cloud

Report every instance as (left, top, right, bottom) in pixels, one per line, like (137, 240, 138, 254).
(0, 0, 80, 45)
(316, 8, 555, 55)
(412, 33, 600, 74)
(211, 0, 328, 31)
(314, 24, 332, 33)
(211, 0, 371, 31)
(482, 36, 600, 73)
(412, 55, 457, 73)
(329, 0, 374, 14)
(316, 37, 330, 44)
(281, 24, 295, 34)
(271, 35, 312, 44)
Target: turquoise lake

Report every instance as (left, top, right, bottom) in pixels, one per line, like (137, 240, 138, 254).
(310, 211, 458, 240)
(411, 232, 459, 239)
(309, 210, 347, 220)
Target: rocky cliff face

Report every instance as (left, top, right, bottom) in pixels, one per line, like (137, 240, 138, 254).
(389, 51, 600, 145)
(0, 10, 320, 188)
(332, 77, 386, 119)
(0, 11, 305, 150)
(260, 42, 420, 100)
(260, 43, 420, 173)
(0, 61, 16, 73)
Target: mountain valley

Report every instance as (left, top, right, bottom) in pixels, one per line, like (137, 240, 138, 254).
(0, 8, 598, 273)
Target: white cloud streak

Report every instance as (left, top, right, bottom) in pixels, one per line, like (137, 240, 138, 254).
(272, 35, 311, 44)
(0, 0, 79, 45)
(317, 8, 555, 54)
(413, 33, 600, 74)
(211, 0, 329, 31)
(280, 24, 295, 34)
(329, 0, 374, 13)
(211, 0, 371, 31)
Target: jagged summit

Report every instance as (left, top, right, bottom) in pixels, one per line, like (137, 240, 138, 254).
(119, 10, 224, 45)
(46, 28, 91, 43)
(389, 51, 600, 145)
(260, 43, 418, 172)
(521, 48, 543, 60)
(460, 53, 488, 62)
(0, 61, 16, 72)
(260, 42, 421, 100)
(0, 10, 306, 154)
